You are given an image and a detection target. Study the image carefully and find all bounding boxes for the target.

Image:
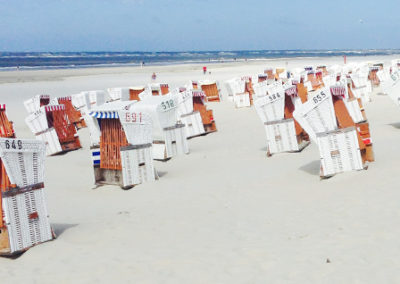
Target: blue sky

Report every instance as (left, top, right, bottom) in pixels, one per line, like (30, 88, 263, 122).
(0, 0, 399, 51)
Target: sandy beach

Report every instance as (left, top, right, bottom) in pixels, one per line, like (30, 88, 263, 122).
(0, 55, 400, 283)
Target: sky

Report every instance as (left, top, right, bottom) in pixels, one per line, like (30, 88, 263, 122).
(0, 0, 399, 51)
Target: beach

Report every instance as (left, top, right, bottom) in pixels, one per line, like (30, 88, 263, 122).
(1, 55, 400, 283)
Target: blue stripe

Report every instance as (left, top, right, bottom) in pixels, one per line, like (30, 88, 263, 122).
(92, 151, 100, 156)
(93, 160, 100, 165)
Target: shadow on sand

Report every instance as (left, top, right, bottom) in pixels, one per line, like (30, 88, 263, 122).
(389, 122, 400, 129)
(299, 160, 320, 176)
(52, 223, 78, 237)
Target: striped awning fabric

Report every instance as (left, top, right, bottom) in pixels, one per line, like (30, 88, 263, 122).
(160, 84, 169, 88)
(192, 90, 206, 97)
(89, 111, 119, 119)
(58, 96, 72, 101)
(330, 86, 346, 98)
(285, 86, 297, 97)
(0, 104, 6, 110)
(45, 105, 65, 112)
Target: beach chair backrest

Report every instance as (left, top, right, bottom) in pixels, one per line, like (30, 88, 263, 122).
(0, 138, 45, 187)
(176, 90, 194, 117)
(118, 111, 153, 146)
(132, 94, 178, 140)
(254, 84, 285, 123)
(24, 95, 50, 114)
(253, 81, 269, 98)
(293, 87, 337, 142)
(107, 88, 130, 101)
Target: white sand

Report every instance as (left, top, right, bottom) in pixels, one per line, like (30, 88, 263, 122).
(0, 55, 400, 283)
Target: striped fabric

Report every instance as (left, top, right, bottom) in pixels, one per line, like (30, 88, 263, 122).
(330, 86, 346, 98)
(91, 149, 100, 166)
(89, 111, 119, 119)
(58, 96, 72, 101)
(160, 84, 169, 88)
(285, 86, 297, 97)
(0, 104, 6, 110)
(44, 105, 66, 112)
(192, 90, 206, 97)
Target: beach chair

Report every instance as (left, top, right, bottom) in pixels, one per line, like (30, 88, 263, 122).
(255, 83, 309, 156)
(160, 84, 169, 95)
(132, 95, 189, 161)
(192, 90, 217, 134)
(381, 71, 400, 105)
(24, 95, 50, 114)
(349, 73, 371, 103)
(199, 80, 221, 102)
(129, 86, 146, 100)
(226, 77, 251, 108)
(317, 65, 329, 76)
(176, 90, 205, 139)
(264, 68, 274, 80)
(89, 101, 156, 188)
(57, 96, 86, 129)
(307, 71, 323, 90)
(368, 66, 381, 87)
(258, 74, 268, 82)
(89, 101, 136, 188)
(294, 85, 372, 177)
(25, 105, 81, 156)
(0, 138, 54, 256)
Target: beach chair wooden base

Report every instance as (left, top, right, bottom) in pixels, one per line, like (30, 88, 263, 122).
(152, 124, 189, 161)
(204, 122, 217, 134)
(317, 127, 364, 178)
(356, 121, 374, 162)
(0, 186, 54, 256)
(180, 111, 205, 138)
(94, 168, 124, 187)
(264, 119, 309, 156)
(120, 144, 157, 188)
(59, 137, 81, 154)
(74, 119, 86, 130)
(93, 144, 157, 189)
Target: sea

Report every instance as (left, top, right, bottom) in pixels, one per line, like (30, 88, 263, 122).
(1, 49, 400, 71)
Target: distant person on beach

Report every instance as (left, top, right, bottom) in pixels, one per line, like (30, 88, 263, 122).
(203, 66, 207, 74)
(151, 72, 157, 81)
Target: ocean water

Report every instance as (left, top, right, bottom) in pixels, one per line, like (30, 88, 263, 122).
(1, 49, 399, 71)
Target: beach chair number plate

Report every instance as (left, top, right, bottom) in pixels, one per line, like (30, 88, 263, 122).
(4, 139, 23, 150)
(161, 100, 175, 111)
(312, 91, 327, 105)
(124, 112, 143, 123)
(268, 92, 282, 102)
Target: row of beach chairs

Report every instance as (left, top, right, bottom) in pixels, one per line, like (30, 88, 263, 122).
(0, 78, 222, 256)
(225, 62, 380, 178)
